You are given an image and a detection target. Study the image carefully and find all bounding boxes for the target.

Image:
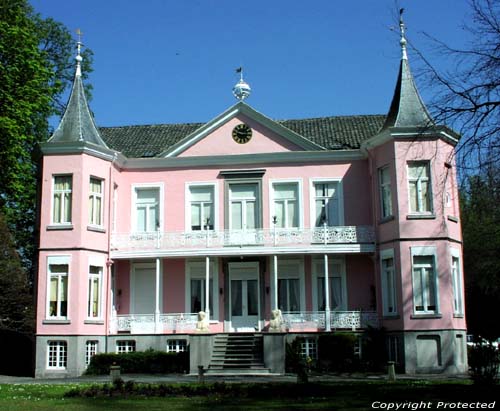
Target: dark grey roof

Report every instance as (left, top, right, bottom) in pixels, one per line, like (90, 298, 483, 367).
(48, 69, 107, 147)
(382, 58, 434, 130)
(99, 114, 386, 158)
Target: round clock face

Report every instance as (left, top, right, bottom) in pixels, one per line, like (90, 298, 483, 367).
(232, 123, 252, 144)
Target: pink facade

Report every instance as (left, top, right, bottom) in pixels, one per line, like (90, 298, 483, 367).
(35, 26, 467, 378)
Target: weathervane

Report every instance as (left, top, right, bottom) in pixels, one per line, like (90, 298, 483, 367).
(75, 28, 84, 76)
(399, 8, 408, 60)
(232, 67, 251, 101)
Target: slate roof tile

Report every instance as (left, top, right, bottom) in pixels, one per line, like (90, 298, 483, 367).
(99, 114, 386, 158)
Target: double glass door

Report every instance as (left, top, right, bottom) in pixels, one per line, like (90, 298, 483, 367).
(229, 263, 260, 331)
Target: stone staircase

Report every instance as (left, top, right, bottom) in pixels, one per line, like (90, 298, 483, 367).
(207, 333, 270, 374)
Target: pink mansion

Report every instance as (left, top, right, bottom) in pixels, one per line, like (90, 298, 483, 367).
(35, 20, 467, 377)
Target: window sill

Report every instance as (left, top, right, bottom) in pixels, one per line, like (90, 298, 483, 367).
(84, 319, 105, 325)
(87, 225, 106, 233)
(410, 314, 442, 319)
(453, 314, 465, 318)
(379, 215, 395, 225)
(43, 319, 71, 325)
(447, 215, 459, 223)
(382, 314, 400, 320)
(47, 224, 73, 231)
(406, 214, 436, 220)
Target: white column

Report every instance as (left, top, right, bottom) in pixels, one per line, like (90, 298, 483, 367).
(273, 255, 278, 311)
(205, 256, 210, 319)
(324, 254, 331, 332)
(155, 257, 161, 333)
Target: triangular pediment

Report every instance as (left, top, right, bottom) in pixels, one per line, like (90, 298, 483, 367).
(161, 102, 324, 158)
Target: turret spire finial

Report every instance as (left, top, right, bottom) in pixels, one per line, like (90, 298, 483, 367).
(75, 28, 83, 77)
(232, 67, 251, 101)
(399, 8, 408, 60)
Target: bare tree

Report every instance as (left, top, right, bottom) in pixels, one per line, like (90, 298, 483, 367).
(415, 0, 499, 173)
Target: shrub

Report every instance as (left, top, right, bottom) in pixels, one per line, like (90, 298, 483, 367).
(469, 343, 499, 385)
(318, 333, 359, 373)
(85, 349, 189, 375)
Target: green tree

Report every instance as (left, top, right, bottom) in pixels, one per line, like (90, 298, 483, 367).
(0, 212, 33, 332)
(417, 0, 499, 171)
(0, 0, 93, 277)
(461, 166, 500, 340)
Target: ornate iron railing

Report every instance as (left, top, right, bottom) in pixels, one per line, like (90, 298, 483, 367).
(112, 313, 198, 334)
(282, 310, 379, 331)
(111, 226, 375, 253)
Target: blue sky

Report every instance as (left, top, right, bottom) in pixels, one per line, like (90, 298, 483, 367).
(30, 0, 471, 127)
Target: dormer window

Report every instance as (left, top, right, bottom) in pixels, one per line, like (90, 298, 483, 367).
(52, 175, 72, 224)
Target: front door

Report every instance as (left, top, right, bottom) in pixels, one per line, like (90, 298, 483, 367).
(229, 262, 260, 331)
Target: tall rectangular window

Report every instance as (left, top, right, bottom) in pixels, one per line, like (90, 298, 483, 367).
(48, 263, 68, 318)
(229, 183, 259, 230)
(381, 250, 397, 316)
(89, 178, 103, 226)
(278, 278, 300, 311)
(273, 183, 299, 228)
(189, 185, 214, 230)
(186, 261, 217, 320)
(412, 255, 437, 314)
(135, 187, 159, 232)
(314, 182, 340, 226)
(451, 254, 463, 315)
(85, 341, 98, 366)
(408, 162, 432, 213)
(52, 175, 72, 224)
(190, 278, 213, 314)
(87, 266, 102, 319)
(379, 166, 393, 218)
(47, 341, 67, 369)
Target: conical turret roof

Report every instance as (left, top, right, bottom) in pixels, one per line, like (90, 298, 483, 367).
(381, 12, 434, 130)
(48, 41, 107, 147)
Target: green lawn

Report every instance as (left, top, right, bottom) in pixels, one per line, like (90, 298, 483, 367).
(0, 381, 497, 411)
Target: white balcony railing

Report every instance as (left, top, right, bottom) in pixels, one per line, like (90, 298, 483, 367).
(111, 226, 375, 253)
(282, 310, 379, 331)
(111, 311, 378, 334)
(112, 313, 198, 334)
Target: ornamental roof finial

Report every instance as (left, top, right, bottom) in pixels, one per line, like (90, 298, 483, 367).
(75, 28, 83, 77)
(232, 67, 251, 101)
(399, 8, 408, 60)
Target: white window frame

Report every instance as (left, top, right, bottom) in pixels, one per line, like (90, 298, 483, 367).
(46, 255, 70, 320)
(227, 180, 261, 230)
(185, 259, 219, 321)
(51, 175, 73, 225)
(166, 339, 188, 353)
(407, 162, 433, 214)
(88, 177, 104, 227)
(270, 257, 305, 312)
(47, 340, 67, 369)
(411, 246, 440, 315)
(116, 340, 136, 353)
(269, 179, 303, 229)
(185, 182, 218, 231)
(380, 248, 397, 316)
(131, 183, 164, 233)
(451, 248, 464, 315)
(300, 338, 318, 360)
(378, 166, 393, 218)
(130, 261, 163, 314)
(87, 256, 104, 320)
(311, 256, 347, 311)
(85, 340, 98, 366)
(310, 178, 344, 227)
